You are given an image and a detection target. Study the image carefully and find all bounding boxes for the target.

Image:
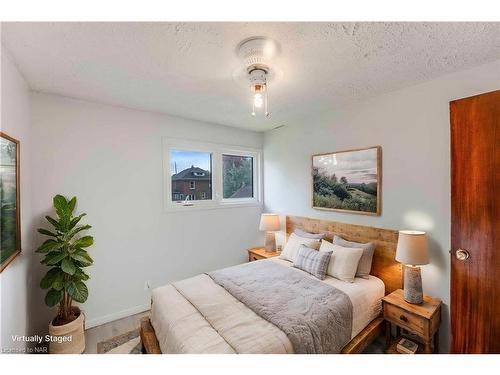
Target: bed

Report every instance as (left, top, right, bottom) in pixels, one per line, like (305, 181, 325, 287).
(141, 216, 402, 354)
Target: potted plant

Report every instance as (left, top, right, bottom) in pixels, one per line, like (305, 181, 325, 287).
(36, 194, 94, 354)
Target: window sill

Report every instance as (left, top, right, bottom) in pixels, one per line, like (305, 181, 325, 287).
(164, 200, 262, 213)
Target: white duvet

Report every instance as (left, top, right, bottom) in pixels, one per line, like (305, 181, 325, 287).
(151, 257, 384, 354)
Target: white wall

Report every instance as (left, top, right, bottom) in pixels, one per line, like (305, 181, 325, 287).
(263, 59, 500, 353)
(30, 93, 264, 327)
(0, 46, 37, 352)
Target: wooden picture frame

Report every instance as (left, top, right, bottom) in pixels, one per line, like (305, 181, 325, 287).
(0, 132, 21, 272)
(312, 146, 381, 216)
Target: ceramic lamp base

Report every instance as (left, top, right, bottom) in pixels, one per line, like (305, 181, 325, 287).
(264, 231, 276, 253)
(404, 265, 423, 304)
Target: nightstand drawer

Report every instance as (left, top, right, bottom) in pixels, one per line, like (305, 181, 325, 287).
(384, 303, 426, 336)
(249, 253, 264, 261)
(383, 289, 441, 353)
(247, 247, 279, 262)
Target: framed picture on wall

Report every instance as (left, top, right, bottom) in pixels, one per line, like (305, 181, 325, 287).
(0, 132, 21, 272)
(312, 146, 381, 216)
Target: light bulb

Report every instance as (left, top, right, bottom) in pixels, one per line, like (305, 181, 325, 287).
(249, 80, 269, 117)
(253, 93, 263, 108)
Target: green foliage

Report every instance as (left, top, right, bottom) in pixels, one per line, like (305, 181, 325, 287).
(66, 281, 88, 303)
(37, 194, 94, 321)
(45, 289, 63, 307)
(313, 173, 351, 200)
(0, 186, 18, 263)
(356, 182, 377, 196)
(313, 192, 343, 208)
(223, 156, 253, 198)
(313, 169, 377, 213)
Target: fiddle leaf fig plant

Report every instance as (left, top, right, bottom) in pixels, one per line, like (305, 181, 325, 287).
(36, 194, 94, 325)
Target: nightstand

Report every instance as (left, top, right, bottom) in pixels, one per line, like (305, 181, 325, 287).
(382, 289, 441, 354)
(247, 247, 280, 262)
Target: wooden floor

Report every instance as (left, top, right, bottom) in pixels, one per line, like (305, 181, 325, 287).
(84, 310, 385, 354)
(84, 311, 150, 354)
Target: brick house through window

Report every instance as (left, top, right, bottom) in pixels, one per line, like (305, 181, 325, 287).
(171, 165, 212, 201)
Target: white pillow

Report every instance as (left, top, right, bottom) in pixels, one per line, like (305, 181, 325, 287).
(319, 240, 363, 283)
(279, 233, 321, 262)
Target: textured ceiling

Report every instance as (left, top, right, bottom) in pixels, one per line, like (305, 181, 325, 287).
(2, 22, 499, 131)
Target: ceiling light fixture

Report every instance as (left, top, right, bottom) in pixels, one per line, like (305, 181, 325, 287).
(249, 66, 269, 117)
(236, 37, 279, 118)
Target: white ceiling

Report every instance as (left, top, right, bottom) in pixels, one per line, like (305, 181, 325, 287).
(2, 22, 499, 131)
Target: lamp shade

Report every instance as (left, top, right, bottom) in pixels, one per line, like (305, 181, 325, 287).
(395, 230, 429, 266)
(259, 213, 280, 231)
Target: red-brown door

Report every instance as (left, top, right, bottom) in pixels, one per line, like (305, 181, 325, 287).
(450, 90, 500, 353)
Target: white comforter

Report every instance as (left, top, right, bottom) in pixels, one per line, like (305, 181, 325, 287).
(150, 258, 384, 354)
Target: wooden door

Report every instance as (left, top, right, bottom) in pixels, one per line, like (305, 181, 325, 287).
(450, 90, 500, 353)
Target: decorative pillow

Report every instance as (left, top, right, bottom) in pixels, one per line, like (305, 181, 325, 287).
(333, 235, 375, 279)
(293, 228, 325, 240)
(319, 240, 363, 283)
(279, 233, 321, 262)
(293, 245, 332, 280)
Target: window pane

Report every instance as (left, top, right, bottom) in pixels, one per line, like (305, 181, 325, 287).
(222, 154, 253, 199)
(171, 150, 212, 202)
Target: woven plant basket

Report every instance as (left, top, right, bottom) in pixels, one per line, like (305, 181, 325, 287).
(48, 308, 85, 354)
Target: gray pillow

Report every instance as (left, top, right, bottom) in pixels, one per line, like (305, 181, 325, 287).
(333, 235, 375, 279)
(293, 245, 332, 280)
(294, 228, 325, 240)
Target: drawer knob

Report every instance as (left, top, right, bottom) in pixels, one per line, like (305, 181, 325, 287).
(399, 315, 408, 322)
(456, 249, 470, 261)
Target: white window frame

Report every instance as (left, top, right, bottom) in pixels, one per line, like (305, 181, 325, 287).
(189, 181, 196, 190)
(220, 150, 259, 205)
(163, 138, 262, 212)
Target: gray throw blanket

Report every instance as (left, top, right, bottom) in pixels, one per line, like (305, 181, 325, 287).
(207, 261, 353, 354)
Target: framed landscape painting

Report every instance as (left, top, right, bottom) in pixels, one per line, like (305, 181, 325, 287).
(312, 146, 381, 215)
(0, 132, 21, 272)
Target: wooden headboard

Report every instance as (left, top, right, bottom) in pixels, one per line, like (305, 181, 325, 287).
(286, 216, 402, 294)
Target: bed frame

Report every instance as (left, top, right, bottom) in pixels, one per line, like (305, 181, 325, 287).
(140, 215, 402, 354)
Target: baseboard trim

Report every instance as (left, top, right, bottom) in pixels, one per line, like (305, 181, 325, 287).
(84, 303, 150, 329)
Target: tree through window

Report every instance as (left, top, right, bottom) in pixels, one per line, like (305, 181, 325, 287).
(222, 154, 253, 199)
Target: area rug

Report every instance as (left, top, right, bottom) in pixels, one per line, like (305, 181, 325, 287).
(97, 329, 142, 354)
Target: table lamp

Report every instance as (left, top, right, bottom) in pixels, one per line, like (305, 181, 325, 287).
(395, 230, 429, 304)
(259, 213, 280, 252)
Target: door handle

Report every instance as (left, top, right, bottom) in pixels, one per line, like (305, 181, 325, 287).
(455, 249, 470, 261)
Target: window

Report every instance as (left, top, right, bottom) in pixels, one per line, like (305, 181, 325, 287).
(222, 154, 253, 199)
(170, 149, 212, 203)
(164, 139, 261, 210)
